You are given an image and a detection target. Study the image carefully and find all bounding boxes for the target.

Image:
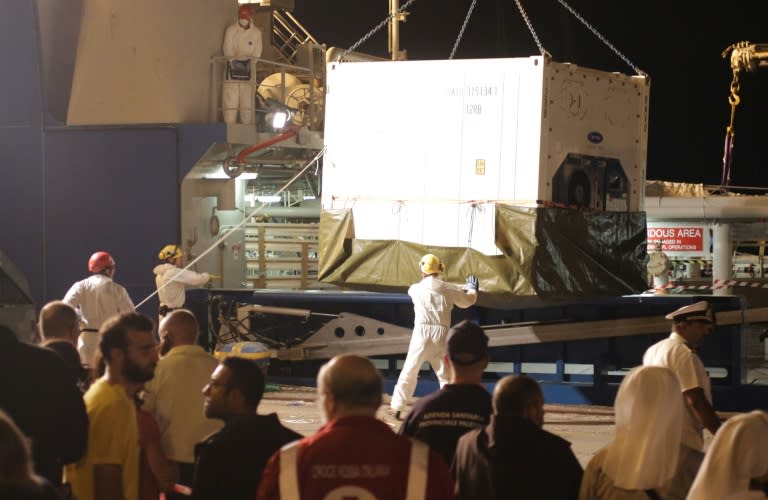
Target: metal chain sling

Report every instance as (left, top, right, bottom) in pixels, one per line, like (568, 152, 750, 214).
(720, 42, 748, 188)
(339, 0, 419, 60)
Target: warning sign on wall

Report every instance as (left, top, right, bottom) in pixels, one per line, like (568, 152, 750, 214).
(647, 226, 706, 252)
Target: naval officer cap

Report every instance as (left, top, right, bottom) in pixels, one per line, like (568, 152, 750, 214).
(665, 300, 713, 323)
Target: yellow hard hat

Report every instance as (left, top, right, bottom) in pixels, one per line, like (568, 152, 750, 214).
(419, 254, 444, 275)
(158, 244, 183, 261)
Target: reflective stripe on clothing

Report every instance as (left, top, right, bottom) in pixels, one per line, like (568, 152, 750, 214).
(278, 441, 300, 499)
(278, 439, 429, 500)
(406, 440, 428, 500)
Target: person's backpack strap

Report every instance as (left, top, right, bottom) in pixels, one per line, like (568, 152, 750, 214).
(279, 441, 301, 499)
(405, 439, 429, 500)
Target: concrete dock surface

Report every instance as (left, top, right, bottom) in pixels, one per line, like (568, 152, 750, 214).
(260, 385, 618, 467)
(260, 358, 768, 466)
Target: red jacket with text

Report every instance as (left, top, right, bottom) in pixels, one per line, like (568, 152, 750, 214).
(257, 416, 455, 500)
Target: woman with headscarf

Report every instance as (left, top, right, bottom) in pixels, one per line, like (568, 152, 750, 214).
(687, 410, 768, 500)
(580, 365, 685, 499)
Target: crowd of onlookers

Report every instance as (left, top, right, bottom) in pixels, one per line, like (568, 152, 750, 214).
(0, 300, 767, 499)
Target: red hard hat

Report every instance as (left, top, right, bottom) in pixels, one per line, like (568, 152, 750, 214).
(88, 251, 115, 273)
(238, 4, 253, 19)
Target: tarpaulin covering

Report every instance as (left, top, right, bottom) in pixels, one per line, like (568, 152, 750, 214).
(318, 205, 648, 303)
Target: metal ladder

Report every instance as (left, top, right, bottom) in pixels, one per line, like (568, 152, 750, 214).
(272, 10, 320, 64)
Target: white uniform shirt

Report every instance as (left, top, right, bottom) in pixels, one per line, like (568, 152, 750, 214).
(222, 23, 262, 59)
(142, 344, 223, 463)
(63, 274, 134, 329)
(642, 332, 712, 451)
(153, 264, 209, 309)
(408, 276, 477, 328)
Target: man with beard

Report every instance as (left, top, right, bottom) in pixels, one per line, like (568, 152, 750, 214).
(191, 356, 301, 500)
(64, 312, 158, 500)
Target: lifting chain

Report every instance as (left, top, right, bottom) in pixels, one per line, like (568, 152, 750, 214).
(721, 67, 740, 187)
(720, 42, 747, 188)
(339, 0, 418, 61)
(514, 0, 549, 58)
(554, 0, 645, 76)
(449, 0, 478, 59)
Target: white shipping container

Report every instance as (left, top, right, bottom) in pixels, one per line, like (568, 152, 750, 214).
(322, 56, 649, 255)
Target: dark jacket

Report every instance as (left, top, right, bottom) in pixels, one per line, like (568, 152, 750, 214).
(192, 413, 301, 500)
(43, 339, 91, 392)
(452, 415, 583, 500)
(0, 330, 88, 485)
(399, 383, 492, 465)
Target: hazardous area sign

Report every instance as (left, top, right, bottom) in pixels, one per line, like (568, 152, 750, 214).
(647, 226, 707, 253)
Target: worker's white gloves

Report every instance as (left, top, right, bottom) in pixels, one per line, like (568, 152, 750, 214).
(466, 274, 479, 291)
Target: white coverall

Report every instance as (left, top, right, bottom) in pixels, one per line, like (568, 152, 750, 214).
(153, 263, 209, 313)
(63, 274, 135, 366)
(390, 276, 478, 411)
(222, 22, 262, 124)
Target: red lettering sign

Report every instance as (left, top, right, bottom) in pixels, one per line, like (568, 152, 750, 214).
(647, 226, 704, 252)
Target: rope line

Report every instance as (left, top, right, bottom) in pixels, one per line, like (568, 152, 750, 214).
(135, 147, 326, 309)
(652, 279, 768, 292)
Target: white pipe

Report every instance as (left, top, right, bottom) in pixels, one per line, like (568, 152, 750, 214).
(713, 223, 732, 296)
(645, 196, 768, 220)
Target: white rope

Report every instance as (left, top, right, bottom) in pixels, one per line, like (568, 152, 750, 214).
(135, 147, 326, 309)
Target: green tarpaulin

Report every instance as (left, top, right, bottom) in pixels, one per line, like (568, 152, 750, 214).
(318, 205, 648, 304)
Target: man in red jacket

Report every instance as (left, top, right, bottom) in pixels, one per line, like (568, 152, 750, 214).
(258, 354, 455, 500)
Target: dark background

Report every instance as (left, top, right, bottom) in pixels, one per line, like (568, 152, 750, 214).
(294, 0, 768, 187)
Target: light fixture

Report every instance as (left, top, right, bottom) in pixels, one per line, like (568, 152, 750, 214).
(204, 171, 258, 180)
(244, 194, 281, 204)
(266, 109, 290, 130)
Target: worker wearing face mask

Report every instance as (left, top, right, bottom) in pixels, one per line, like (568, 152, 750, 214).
(222, 4, 263, 124)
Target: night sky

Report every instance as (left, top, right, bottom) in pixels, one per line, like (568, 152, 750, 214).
(294, 1, 768, 188)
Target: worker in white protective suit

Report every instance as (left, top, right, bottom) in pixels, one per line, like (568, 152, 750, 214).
(222, 4, 262, 124)
(153, 245, 210, 320)
(390, 254, 479, 418)
(63, 251, 135, 367)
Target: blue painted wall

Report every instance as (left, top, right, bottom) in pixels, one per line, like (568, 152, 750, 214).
(0, 0, 225, 319)
(0, 0, 45, 305)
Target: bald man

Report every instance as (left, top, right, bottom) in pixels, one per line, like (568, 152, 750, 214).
(452, 375, 582, 500)
(142, 309, 222, 497)
(39, 301, 90, 390)
(258, 355, 455, 500)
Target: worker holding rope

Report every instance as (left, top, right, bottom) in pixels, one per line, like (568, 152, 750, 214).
(154, 245, 211, 320)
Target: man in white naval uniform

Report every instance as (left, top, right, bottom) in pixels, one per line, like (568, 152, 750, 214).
(63, 251, 134, 367)
(153, 245, 210, 319)
(390, 253, 478, 418)
(643, 300, 721, 500)
(222, 4, 262, 124)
